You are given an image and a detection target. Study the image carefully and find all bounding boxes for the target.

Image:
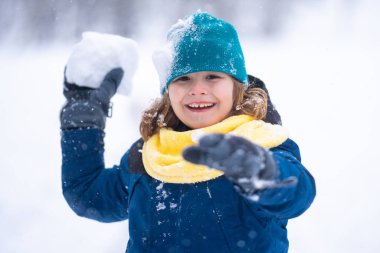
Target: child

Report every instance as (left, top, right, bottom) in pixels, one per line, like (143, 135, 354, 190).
(60, 12, 316, 253)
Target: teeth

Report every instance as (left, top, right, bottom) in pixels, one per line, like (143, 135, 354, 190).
(188, 103, 214, 108)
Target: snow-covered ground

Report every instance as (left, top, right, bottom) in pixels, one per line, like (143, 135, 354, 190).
(1, 1, 379, 252)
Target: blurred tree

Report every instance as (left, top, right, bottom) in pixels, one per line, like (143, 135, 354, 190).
(0, 0, 327, 44)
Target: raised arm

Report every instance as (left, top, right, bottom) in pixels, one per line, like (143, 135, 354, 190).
(60, 68, 130, 223)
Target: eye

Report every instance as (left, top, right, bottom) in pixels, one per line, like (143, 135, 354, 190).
(173, 76, 190, 82)
(206, 74, 221, 80)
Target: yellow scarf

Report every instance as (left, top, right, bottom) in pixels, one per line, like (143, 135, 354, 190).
(142, 115, 288, 184)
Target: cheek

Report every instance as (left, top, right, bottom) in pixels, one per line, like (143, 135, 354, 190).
(216, 83, 234, 107)
(168, 87, 182, 110)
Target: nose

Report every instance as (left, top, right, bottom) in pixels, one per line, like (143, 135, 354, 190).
(188, 79, 208, 96)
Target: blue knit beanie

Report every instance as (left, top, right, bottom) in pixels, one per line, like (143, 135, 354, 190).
(153, 11, 248, 94)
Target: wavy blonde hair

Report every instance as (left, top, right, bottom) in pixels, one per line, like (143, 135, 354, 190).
(139, 81, 268, 141)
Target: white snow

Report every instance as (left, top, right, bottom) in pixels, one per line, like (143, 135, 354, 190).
(191, 129, 205, 143)
(157, 113, 167, 127)
(65, 31, 139, 96)
(206, 187, 212, 199)
(156, 182, 164, 191)
(152, 11, 197, 90)
(156, 202, 166, 211)
(170, 202, 178, 209)
(166, 11, 196, 46)
(1, 1, 380, 253)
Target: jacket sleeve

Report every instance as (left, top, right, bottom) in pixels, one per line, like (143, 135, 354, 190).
(61, 128, 130, 223)
(245, 139, 316, 219)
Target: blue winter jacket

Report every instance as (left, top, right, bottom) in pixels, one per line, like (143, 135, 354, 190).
(61, 128, 315, 253)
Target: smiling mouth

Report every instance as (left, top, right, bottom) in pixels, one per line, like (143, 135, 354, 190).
(186, 103, 216, 111)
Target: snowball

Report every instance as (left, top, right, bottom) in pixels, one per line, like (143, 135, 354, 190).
(65, 31, 139, 96)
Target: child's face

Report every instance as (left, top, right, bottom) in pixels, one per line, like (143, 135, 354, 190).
(168, 71, 234, 129)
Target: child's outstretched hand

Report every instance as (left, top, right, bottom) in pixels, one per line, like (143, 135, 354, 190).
(183, 134, 295, 194)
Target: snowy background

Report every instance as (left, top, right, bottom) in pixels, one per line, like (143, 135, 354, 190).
(1, 0, 380, 252)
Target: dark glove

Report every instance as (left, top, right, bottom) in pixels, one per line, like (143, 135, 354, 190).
(60, 68, 124, 130)
(183, 134, 293, 194)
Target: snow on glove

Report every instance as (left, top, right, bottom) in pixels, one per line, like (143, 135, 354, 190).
(183, 134, 292, 195)
(65, 31, 139, 96)
(60, 67, 124, 130)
